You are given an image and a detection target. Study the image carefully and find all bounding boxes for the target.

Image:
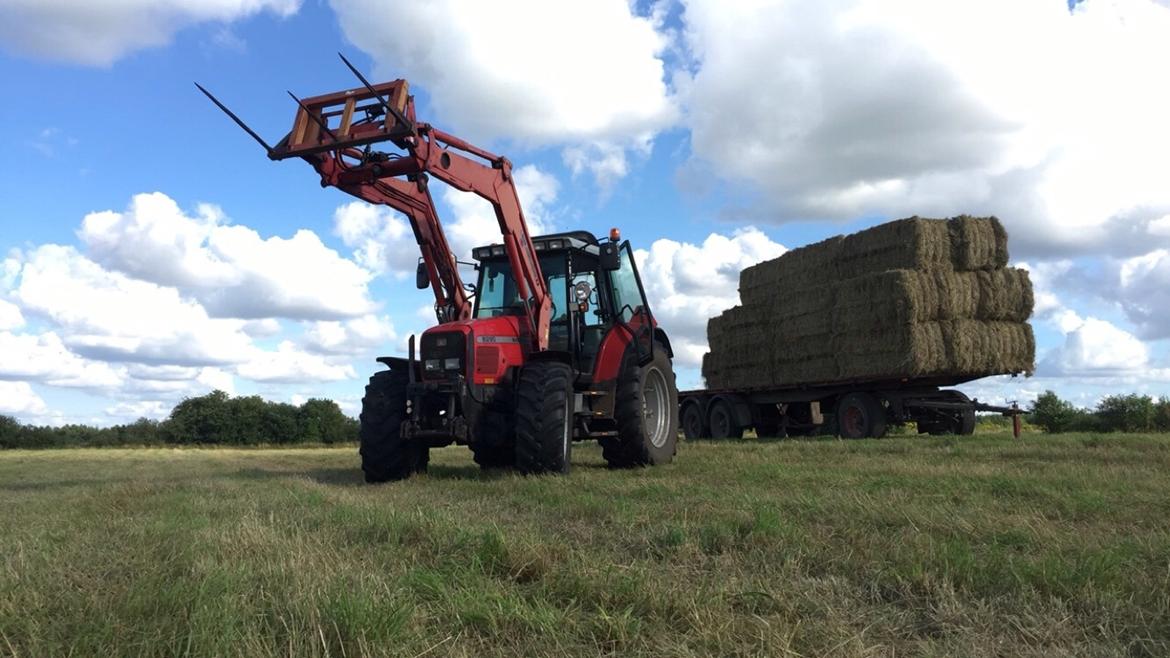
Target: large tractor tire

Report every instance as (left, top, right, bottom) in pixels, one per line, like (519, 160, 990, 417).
(919, 390, 976, 436)
(604, 342, 679, 467)
(836, 392, 888, 439)
(515, 361, 574, 475)
(471, 408, 515, 469)
(359, 369, 428, 483)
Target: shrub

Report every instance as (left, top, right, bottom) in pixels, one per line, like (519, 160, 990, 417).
(1096, 394, 1157, 433)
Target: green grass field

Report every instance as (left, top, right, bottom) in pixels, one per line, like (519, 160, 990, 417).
(2, 434, 1169, 657)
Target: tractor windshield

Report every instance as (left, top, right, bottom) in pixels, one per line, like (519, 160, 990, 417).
(475, 255, 568, 320)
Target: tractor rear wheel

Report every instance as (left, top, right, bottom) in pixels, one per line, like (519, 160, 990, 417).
(359, 369, 428, 483)
(515, 361, 574, 475)
(604, 342, 678, 467)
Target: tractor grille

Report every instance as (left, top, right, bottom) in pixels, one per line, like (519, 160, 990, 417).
(475, 345, 500, 375)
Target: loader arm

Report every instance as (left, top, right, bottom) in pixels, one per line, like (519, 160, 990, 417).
(197, 71, 552, 348)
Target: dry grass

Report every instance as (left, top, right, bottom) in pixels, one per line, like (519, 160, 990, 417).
(2, 434, 1169, 657)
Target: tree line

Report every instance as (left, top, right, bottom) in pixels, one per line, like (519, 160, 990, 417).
(0, 390, 358, 449)
(1029, 391, 1170, 433)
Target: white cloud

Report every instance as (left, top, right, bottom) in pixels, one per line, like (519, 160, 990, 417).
(1118, 249, 1170, 339)
(0, 331, 125, 389)
(0, 299, 23, 330)
(676, 0, 1170, 256)
(80, 192, 374, 320)
(236, 341, 356, 383)
(1039, 312, 1150, 376)
(12, 244, 255, 366)
(635, 227, 787, 367)
(303, 314, 396, 356)
(104, 400, 170, 421)
(0, 381, 47, 417)
(0, 0, 300, 66)
(333, 202, 415, 277)
(330, 0, 676, 187)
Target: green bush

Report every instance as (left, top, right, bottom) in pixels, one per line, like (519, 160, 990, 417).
(1096, 394, 1157, 433)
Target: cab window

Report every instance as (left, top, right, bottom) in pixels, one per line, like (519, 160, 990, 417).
(609, 242, 646, 322)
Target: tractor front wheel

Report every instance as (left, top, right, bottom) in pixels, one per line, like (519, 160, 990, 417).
(359, 369, 428, 483)
(515, 361, 574, 475)
(604, 342, 679, 467)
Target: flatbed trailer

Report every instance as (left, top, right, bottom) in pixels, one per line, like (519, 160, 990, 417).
(678, 375, 1024, 440)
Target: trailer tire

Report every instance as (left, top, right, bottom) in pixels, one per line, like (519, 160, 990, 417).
(681, 401, 706, 440)
(604, 342, 678, 467)
(708, 399, 743, 440)
(359, 369, 428, 483)
(836, 392, 887, 439)
(945, 390, 977, 436)
(515, 361, 573, 475)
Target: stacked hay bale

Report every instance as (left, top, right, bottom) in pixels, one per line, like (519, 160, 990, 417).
(703, 216, 1034, 389)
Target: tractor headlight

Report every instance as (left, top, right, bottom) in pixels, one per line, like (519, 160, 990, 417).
(443, 357, 461, 371)
(424, 359, 441, 372)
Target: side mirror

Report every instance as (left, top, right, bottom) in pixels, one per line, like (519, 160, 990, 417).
(415, 262, 429, 289)
(599, 242, 621, 271)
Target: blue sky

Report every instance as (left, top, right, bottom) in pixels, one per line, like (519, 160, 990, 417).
(1, 0, 1169, 425)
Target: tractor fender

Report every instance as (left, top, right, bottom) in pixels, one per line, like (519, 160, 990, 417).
(652, 328, 674, 358)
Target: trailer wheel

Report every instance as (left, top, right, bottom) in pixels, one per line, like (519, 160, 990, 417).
(681, 401, 707, 440)
(605, 342, 679, 467)
(359, 369, 428, 483)
(515, 361, 573, 475)
(836, 392, 887, 439)
(708, 399, 743, 439)
(944, 390, 977, 436)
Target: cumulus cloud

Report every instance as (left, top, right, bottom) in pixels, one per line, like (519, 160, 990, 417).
(1118, 249, 1170, 339)
(330, 0, 676, 187)
(0, 331, 125, 389)
(333, 202, 416, 277)
(80, 192, 374, 320)
(1039, 312, 1150, 376)
(0, 299, 23, 330)
(634, 227, 787, 368)
(237, 341, 356, 383)
(303, 314, 397, 356)
(676, 0, 1170, 257)
(0, 381, 47, 417)
(0, 0, 300, 66)
(11, 244, 255, 366)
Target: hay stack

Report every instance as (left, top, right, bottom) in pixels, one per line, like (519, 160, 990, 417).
(704, 216, 1034, 389)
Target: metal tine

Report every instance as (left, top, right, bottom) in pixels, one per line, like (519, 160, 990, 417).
(194, 82, 276, 156)
(287, 90, 341, 146)
(337, 52, 412, 129)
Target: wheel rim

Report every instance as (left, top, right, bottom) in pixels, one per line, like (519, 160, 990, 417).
(642, 366, 670, 448)
(841, 405, 865, 438)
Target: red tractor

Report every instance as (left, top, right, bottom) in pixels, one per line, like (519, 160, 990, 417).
(199, 58, 679, 480)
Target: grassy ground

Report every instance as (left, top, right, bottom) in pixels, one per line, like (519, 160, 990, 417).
(2, 433, 1168, 657)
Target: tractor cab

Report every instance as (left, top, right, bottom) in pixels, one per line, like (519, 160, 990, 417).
(471, 230, 649, 378)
